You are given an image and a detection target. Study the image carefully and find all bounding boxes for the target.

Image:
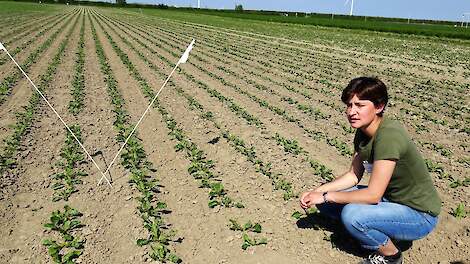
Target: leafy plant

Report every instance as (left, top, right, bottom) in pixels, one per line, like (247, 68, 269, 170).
(451, 203, 467, 219)
(43, 205, 84, 264)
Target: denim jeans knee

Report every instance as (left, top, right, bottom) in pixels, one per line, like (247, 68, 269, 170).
(340, 202, 438, 250)
(341, 204, 389, 250)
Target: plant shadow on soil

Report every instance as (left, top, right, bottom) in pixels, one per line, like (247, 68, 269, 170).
(295, 213, 414, 258)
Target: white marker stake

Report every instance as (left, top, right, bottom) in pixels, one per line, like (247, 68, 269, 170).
(98, 39, 196, 185)
(0, 42, 112, 187)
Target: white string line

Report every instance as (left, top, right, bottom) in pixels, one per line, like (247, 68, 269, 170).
(98, 39, 195, 185)
(0, 42, 112, 187)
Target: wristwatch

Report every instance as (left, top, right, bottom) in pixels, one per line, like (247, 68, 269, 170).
(322, 192, 329, 203)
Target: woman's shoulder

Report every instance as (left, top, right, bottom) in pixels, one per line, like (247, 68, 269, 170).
(376, 117, 410, 143)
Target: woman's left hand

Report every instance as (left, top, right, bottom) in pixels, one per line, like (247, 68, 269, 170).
(300, 191, 324, 209)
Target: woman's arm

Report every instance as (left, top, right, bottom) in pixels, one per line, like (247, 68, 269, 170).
(315, 152, 364, 193)
(300, 153, 364, 208)
(326, 159, 396, 204)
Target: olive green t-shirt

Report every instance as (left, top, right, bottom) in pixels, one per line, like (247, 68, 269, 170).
(354, 117, 441, 216)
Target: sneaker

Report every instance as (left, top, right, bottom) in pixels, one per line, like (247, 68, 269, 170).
(359, 251, 403, 264)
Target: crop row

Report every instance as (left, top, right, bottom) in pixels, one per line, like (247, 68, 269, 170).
(0, 12, 72, 67)
(44, 12, 89, 261)
(0, 13, 78, 176)
(0, 13, 63, 48)
(0, 12, 75, 105)
(43, 205, 85, 263)
(68, 14, 86, 115)
(112, 12, 467, 146)
(95, 11, 336, 195)
(50, 125, 87, 202)
(92, 12, 244, 210)
(124, 14, 467, 171)
(148, 17, 468, 134)
(101, 11, 467, 188)
(89, 13, 181, 262)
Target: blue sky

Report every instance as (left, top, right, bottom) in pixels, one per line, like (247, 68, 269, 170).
(128, 0, 470, 22)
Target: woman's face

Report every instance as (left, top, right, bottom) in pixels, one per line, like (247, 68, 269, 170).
(345, 95, 382, 129)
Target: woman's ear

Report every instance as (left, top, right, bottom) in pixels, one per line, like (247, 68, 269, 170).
(375, 103, 385, 115)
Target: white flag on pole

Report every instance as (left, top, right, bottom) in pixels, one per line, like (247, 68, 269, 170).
(179, 39, 195, 64)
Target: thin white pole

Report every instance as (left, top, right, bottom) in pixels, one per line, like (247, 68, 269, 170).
(350, 0, 354, 16)
(98, 39, 195, 185)
(0, 42, 112, 187)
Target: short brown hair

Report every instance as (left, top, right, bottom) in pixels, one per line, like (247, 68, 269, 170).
(341, 77, 388, 116)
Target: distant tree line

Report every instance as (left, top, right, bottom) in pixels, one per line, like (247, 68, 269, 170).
(6, 0, 170, 8)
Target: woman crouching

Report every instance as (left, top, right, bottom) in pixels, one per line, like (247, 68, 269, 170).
(300, 77, 441, 264)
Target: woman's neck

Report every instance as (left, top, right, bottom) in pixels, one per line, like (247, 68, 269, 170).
(361, 116, 384, 138)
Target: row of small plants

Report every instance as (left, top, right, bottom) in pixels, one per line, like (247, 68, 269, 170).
(0, 13, 76, 106)
(425, 159, 470, 189)
(96, 14, 272, 249)
(103, 10, 466, 216)
(0, 13, 58, 40)
(44, 13, 89, 262)
(89, 14, 181, 263)
(0, 14, 78, 176)
(0, 13, 69, 67)
(43, 205, 85, 263)
(96, 14, 297, 201)
(68, 14, 86, 115)
(92, 12, 243, 210)
(50, 125, 87, 202)
(145, 18, 466, 186)
(125, 25, 354, 158)
(100, 12, 337, 190)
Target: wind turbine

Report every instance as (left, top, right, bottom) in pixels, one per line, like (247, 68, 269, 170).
(345, 0, 354, 16)
(198, 0, 200, 8)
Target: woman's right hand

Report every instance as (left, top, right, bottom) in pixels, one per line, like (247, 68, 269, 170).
(300, 191, 324, 209)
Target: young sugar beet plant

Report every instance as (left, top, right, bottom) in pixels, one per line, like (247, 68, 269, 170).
(228, 219, 267, 250)
(90, 17, 181, 263)
(43, 205, 85, 263)
(92, 14, 243, 210)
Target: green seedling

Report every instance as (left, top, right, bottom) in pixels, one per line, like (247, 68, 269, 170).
(452, 203, 467, 219)
(241, 233, 267, 250)
(43, 205, 84, 264)
(229, 219, 262, 233)
(292, 207, 318, 220)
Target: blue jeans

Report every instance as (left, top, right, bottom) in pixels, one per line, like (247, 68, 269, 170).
(316, 186, 438, 250)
